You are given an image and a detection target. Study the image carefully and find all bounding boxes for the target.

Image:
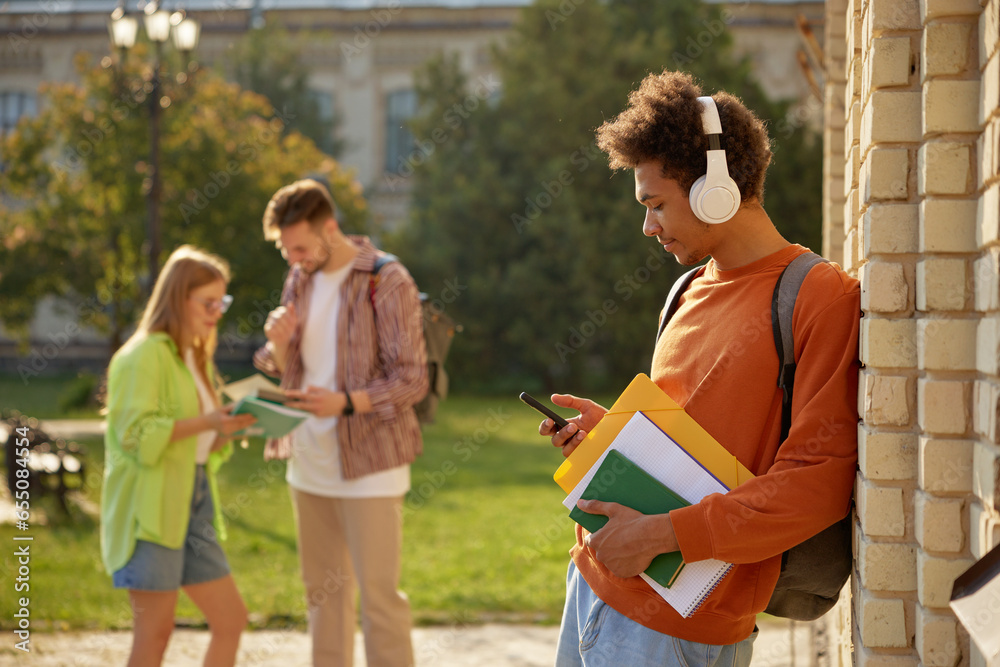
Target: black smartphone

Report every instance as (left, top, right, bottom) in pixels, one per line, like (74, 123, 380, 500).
(519, 392, 570, 430)
(256, 388, 289, 405)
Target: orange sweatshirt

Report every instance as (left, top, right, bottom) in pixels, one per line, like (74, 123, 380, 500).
(571, 244, 861, 645)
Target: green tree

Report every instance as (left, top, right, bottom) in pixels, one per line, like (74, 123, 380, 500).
(223, 20, 344, 157)
(0, 49, 366, 369)
(389, 0, 822, 394)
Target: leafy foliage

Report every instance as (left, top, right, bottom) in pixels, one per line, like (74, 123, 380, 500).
(388, 0, 823, 394)
(0, 48, 366, 354)
(221, 20, 344, 157)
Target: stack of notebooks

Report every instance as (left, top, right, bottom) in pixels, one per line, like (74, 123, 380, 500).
(555, 374, 755, 618)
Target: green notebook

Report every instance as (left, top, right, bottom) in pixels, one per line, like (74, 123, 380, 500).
(569, 449, 690, 588)
(232, 396, 309, 439)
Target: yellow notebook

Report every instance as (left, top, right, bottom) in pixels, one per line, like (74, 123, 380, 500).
(554, 374, 754, 494)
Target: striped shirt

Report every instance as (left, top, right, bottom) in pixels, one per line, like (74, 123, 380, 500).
(253, 235, 428, 479)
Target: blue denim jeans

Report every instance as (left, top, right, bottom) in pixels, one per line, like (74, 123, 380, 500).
(556, 562, 757, 667)
(112, 465, 230, 590)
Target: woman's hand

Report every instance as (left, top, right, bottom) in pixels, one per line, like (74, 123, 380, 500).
(210, 434, 230, 453)
(207, 404, 257, 436)
(539, 394, 608, 457)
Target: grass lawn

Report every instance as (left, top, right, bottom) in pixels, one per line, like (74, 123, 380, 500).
(0, 393, 588, 630)
(0, 372, 104, 420)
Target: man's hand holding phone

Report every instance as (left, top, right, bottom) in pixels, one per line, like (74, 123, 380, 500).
(524, 392, 608, 458)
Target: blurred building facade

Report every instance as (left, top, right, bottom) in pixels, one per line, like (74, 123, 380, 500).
(821, 0, 1000, 666)
(0, 0, 823, 363)
(0, 0, 823, 229)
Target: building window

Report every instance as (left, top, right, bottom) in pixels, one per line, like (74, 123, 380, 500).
(0, 92, 37, 168)
(1, 92, 36, 137)
(307, 89, 337, 155)
(384, 89, 417, 175)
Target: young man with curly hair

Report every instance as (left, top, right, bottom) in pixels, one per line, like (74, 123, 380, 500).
(540, 71, 860, 666)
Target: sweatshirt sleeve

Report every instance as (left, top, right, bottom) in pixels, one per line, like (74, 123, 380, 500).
(107, 340, 177, 469)
(670, 275, 861, 565)
(364, 262, 429, 422)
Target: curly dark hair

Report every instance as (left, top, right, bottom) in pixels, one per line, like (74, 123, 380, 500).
(595, 70, 772, 203)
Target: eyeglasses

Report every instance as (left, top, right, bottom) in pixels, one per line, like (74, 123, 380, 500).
(192, 294, 233, 315)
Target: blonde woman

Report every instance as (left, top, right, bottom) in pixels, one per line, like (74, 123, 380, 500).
(100, 245, 256, 667)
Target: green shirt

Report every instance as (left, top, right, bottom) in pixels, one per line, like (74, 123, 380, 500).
(100, 331, 232, 575)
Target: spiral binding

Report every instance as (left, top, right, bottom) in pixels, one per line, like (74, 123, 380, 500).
(686, 564, 734, 616)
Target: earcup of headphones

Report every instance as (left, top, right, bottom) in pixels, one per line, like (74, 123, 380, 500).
(689, 173, 741, 224)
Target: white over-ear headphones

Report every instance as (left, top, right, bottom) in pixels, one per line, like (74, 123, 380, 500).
(688, 96, 741, 224)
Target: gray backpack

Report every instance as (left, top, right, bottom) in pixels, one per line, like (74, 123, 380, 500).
(657, 252, 853, 621)
(371, 254, 459, 424)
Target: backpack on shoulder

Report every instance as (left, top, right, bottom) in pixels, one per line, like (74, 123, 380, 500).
(657, 252, 854, 621)
(371, 254, 460, 424)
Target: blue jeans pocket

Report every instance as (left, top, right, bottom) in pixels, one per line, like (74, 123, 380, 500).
(671, 636, 724, 667)
(579, 599, 609, 652)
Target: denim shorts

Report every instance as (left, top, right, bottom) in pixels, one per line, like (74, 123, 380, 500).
(112, 465, 230, 591)
(556, 561, 757, 667)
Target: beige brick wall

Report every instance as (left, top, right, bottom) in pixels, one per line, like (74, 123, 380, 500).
(826, 0, 1000, 664)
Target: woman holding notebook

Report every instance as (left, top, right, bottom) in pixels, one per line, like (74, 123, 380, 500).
(99, 245, 256, 667)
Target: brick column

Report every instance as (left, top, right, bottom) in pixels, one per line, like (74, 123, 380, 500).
(853, 4, 923, 664)
(835, 0, 999, 665)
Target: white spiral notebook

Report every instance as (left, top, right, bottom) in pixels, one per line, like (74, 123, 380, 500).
(565, 411, 733, 617)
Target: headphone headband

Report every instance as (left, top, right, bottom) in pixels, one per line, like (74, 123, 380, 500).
(697, 97, 723, 135)
(688, 95, 741, 224)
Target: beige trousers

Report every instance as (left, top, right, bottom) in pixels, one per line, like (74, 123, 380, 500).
(291, 489, 414, 667)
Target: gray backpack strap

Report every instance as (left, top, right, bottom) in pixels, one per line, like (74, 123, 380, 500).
(656, 266, 703, 343)
(765, 252, 856, 623)
(372, 253, 398, 275)
(771, 252, 827, 442)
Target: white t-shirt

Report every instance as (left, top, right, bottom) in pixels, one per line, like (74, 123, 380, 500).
(183, 348, 217, 465)
(287, 261, 410, 498)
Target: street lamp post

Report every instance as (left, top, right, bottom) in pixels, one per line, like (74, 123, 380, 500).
(108, 2, 200, 293)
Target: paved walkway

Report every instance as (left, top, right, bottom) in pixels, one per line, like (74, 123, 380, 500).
(0, 621, 813, 666)
(32, 419, 106, 440)
(0, 420, 820, 666)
